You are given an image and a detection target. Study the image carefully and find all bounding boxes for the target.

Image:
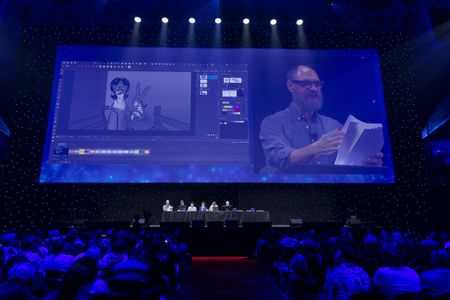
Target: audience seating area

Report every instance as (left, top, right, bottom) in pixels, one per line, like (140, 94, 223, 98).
(255, 227, 450, 300)
(2, 225, 450, 300)
(0, 228, 191, 299)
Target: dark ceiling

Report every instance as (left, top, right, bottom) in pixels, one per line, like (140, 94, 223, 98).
(3, 0, 449, 29)
(1, 0, 449, 137)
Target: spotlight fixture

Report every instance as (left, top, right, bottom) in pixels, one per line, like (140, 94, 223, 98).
(161, 17, 169, 24)
(189, 17, 196, 24)
(134, 16, 142, 23)
(243, 18, 250, 24)
(296, 19, 304, 25)
(270, 19, 277, 25)
(215, 18, 222, 24)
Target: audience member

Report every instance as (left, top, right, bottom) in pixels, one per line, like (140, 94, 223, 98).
(421, 249, 450, 297)
(98, 238, 128, 271)
(373, 244, 421, 299)
(39, 238, 76, 272)
(323, 246, 372, 300)
(44, 256, 110, 299)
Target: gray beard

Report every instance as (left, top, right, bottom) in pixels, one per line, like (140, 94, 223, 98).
(298, 96, 323, 112)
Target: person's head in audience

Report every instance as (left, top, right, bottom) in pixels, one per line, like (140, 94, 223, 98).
(7, 263, 36, 282)
(82, 239, 102, 261)
(363, 235, 379, 252)
(364, 234, 378, 245)
(47, 237, 64, 255)
(380, 230, 391, 241)
(48, 229, 60, 238)
(300, 238, 317, 254)
(430, 249, 449, 269)
(190, 202, 195, 207)
(381, 244, 404, 267)
(290, 253, 308, 273)
(340, 227, 353, 241)
(111, 238, 127, 254)
(165, 200, 170, 206)
(336, 246, 359, 264)
(58, 257, 98, 299)
(225, 201, 230, 206)
(22, 235, 40, 252)
(392, 231, 405, 244)
(180, 200, 185, 206)
(5, 254, 29, 275)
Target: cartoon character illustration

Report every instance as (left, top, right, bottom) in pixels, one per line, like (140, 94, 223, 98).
(130, 82, 151, 121)
(129, 82, 155, 130)
(104, 77, 130, 130)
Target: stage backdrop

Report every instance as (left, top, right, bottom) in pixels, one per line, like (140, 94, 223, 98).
(0, 25, 429, 229)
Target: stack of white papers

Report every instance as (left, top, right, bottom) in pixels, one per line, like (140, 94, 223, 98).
(335, 115, 384, 166)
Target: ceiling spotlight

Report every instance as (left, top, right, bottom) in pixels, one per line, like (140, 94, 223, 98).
(296, 19, 304, 26)
(243, 18, 250, 24)
(134, 16, 142, 23)
(162, 17, 169, 24)
(189, 17, 196, 24)
(215, 18, 222, 24)
(270, 19, 277, 25)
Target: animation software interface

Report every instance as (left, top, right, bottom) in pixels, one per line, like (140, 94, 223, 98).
(48, 61, 249, 165)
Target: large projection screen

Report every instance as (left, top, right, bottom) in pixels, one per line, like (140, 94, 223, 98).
(40, 46, 395, 183)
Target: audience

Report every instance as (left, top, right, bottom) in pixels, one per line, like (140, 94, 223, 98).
(1, 225, 450, 300)
(256, 228, 450, 300)
(0, 228, 191, 299)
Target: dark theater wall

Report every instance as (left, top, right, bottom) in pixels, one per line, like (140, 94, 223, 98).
(0, 25, 430, 230)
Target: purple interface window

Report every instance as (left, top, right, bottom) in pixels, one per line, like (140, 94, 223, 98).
(47, 62, 249, 166)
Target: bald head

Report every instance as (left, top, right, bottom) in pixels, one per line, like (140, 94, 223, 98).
(287, 65, 319, 81)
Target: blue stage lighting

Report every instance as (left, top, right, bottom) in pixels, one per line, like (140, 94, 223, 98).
(243, 18, 250, 24)
(215, 18, 222, 24)
(162, 17, 169, 24)
(189, 17, 196, 24)
(134, 16, 142, 23)
(270, 19, 277, 25)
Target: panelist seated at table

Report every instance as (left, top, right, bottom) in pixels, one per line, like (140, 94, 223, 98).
(187, 202, 197, 212)
(162, 200, 173, 212)
(177, 200, 187, 212)
(221, 201, 233, 211)
(209, 201, 219, 212)
(199, 201, 208, 212)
